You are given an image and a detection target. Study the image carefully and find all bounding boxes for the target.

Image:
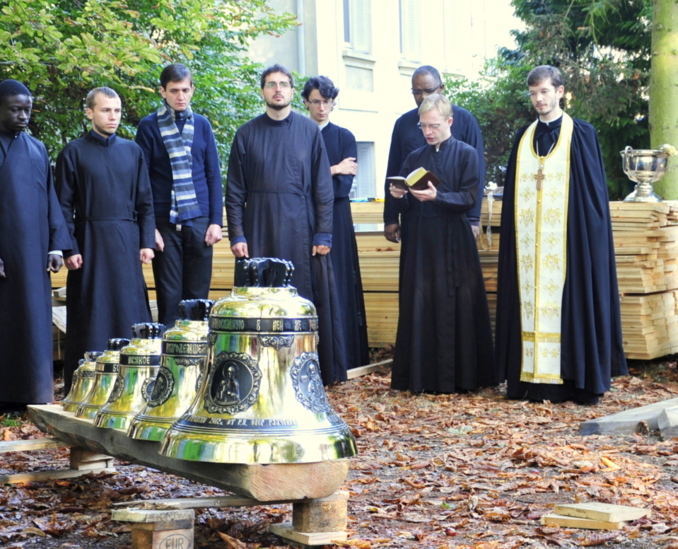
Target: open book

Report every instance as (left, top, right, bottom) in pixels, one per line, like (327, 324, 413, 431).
(387, 167, 441, 191)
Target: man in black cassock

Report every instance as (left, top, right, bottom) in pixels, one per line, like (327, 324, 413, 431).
(495, 65, 627, 404)
(301, 75, 370, 370)
(389, 94, 495, 393)
(226, 64, 349, 385)
(56, 87, 155, 392)
(0, 80, 70, 412)
(383, 65, 486, 244)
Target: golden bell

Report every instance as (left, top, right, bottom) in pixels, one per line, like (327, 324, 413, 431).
(127, 300, 213, 441)
(76, 338, 131, 419)
(94, 323, 165, 430)
(160, 258, 357, 464)
(62, 351, 103, 412)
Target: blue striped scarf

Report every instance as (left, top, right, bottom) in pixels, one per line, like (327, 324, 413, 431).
(157, 101, 201, 224)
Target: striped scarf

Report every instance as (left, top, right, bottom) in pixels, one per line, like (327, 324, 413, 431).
(157, 101, 201, 224)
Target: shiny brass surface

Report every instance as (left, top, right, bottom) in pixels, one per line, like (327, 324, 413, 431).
(127, 319, 210, 441)
(160, 284, 357, 464)
(62, 351, 102, 412)
(94, 324, 165, 430)
(76, 339, 130, 419)
(621, 146, 668, 202)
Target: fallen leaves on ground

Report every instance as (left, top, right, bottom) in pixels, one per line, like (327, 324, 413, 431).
(1, 360, 678, 547)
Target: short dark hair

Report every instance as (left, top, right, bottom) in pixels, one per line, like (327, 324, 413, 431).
(0, 79, 31, 105)
(301, 76, 339, 101)
(160, 64, 193, 89)
(412, 65, 442, 86)
(85, 87, 119, 110)
(260, 64, 294, 89)
(527, 65, 564, 88)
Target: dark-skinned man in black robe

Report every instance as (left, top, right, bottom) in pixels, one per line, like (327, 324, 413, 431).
(495, 65, 627, 404)
(226, 64, 348, 385)
(56, 87, 155, 392)
(383, 65, 486, 247)
(301, 75, 370, 370)
(389, 94, 495, 393)
(0, 79, 70, 412)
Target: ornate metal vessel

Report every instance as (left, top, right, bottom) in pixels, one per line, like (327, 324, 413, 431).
(76, 338, 131, 419)
(62, 351, 103, 412)
(621, 146, 669, 202)
(94, 323, 165, 430)
(127, 300, 214, 441)
(160, 258, 357, 464)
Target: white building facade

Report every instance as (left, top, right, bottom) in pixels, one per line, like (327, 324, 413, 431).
(248, 0, 518, 197)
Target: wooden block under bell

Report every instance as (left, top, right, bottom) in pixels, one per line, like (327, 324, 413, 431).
(292, 490, 349, 533)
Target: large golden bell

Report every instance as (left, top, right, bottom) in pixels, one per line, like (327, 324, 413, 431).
(76, 338, 131, 419)
(94, 323, 165, 430)
(62, 351, 103, 412)
(160, 258, 357, 464)
(127, 300, 213, 441)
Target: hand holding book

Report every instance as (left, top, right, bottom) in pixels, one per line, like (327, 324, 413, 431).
(387, 167, 441, 192)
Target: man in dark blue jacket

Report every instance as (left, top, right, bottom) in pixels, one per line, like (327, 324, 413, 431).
(136, 64, 223, 326)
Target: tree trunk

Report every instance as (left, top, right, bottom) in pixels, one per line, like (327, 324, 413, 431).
(651, 0, 678, 199)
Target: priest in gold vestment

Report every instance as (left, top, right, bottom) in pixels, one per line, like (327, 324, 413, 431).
(495, 65, 627, 404)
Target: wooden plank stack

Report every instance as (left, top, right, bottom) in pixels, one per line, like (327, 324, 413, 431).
(50, 200, 678, 360)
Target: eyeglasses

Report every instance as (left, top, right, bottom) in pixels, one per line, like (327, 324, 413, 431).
(411, 86, 440, 96)
(308, 99, 334, 106)
(265, 81, 292, 89)
(417, 122, 441, 130)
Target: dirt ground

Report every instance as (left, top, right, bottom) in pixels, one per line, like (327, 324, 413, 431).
(2, 357, 678, 548)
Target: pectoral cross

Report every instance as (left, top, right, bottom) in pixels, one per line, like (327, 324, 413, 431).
(534, 164, 546, 191)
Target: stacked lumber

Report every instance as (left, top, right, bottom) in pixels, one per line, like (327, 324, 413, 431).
(49, 200, 678, 359)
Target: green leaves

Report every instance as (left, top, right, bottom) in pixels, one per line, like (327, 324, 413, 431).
(0, 0, 296, 167)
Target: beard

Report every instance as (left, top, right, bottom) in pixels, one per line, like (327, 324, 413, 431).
(265, 98, 291, 111)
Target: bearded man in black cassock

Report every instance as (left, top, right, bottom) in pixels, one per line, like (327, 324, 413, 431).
(389, 94, 495, 393)
(56, 87, 155, 392)
(0, 80, 70, 412)
(495, 65, 628, 404)
(226, 64, 349, 385)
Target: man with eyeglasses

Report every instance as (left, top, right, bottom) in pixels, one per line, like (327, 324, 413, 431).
(136, 63, 223, 327)
(383, 65, 486, 245)
(226, 64, 349, 385)
(495, 65, 627, 405)
(388, 94, 495, 394)
(301, 75, 370, 372)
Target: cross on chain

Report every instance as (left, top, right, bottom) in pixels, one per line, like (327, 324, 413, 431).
(534, 164, 546, 191)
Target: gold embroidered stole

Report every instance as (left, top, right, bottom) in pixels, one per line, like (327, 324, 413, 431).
(514, 113, 573, 384)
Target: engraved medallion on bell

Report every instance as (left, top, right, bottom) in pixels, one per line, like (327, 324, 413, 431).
(93, 323, 165, 430)
(127, 299, 214, 441)
(160, 258, 357, 464)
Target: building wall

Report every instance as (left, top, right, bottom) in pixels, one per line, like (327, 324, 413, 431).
(247, 0, 519, 198)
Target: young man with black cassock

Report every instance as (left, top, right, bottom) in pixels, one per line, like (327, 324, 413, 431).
(301, 75, 370, 371)
(226, 64, 349, 385)
(495, 65, 628, 404)
(389, 94, 495, 393)
(0, 79, 70, 412)
(56, 87, 155, 392)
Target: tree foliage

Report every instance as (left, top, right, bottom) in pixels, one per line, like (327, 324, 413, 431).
(445, 0, 651, 199)
(1, 0, 297, 163)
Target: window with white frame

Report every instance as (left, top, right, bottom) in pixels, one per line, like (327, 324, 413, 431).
(343, 0, 371, 54)
(399, 0, 421, 62)
(351, 142, 375, 198)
